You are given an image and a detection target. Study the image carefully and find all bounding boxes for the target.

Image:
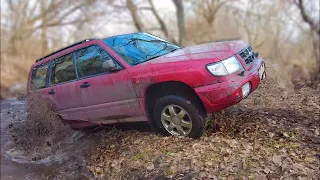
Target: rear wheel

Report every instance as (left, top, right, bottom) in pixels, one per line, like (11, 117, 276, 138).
(153, 95, 205, 138)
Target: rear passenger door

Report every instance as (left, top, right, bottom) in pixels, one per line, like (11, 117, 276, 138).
(73, 45, 143, 121)
(46, 53, 88, 121)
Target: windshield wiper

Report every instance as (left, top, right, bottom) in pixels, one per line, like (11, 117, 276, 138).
(131, 55, 162, 65)
(145, 55, 162, 61)
(135, 48, 180, 65)
(170, 48, 178, 53)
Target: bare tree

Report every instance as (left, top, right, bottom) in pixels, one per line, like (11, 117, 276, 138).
(173, 0, 185, 45)
(294, 0, 320, 35)
(233, 0, 267, 49)
(40, 0, 48, 54)
(111, 0, 182, 44)
(148, 0, 169, 38)
(126, 0, 144, 32)
(196, 0, 230, 26)
(4, 0, 98, 55)
(294, 0, 320, 72)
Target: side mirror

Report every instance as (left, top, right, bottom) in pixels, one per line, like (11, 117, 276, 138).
(110, 66, 122, 72)
(254, 52, 259, 58)
(102, 60, 116, 71)
(102, 60, 122, 72)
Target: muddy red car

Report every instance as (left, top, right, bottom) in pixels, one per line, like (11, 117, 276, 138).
(28, 32, 266, 138)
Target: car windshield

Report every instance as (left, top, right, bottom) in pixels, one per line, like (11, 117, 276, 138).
(103, 33, 180, 65)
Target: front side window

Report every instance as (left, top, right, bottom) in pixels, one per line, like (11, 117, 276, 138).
(74, 45, 117, 78)
(30, 63, 49, 90)
(103, 32, 180, 65)
(50, 53, 76, 85)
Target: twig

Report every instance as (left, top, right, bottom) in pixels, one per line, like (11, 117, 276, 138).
(253, 124, 259, 153)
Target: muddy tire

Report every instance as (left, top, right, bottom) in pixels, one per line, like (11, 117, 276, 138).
(153, 95, 205, 139)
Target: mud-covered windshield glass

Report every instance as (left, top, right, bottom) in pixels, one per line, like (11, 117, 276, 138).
(103, 33, 180, 65)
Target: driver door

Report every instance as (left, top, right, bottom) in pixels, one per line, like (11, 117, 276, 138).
(73, 45, 143, 122)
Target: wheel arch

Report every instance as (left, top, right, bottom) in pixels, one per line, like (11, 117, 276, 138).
(144, 81, 207, 117)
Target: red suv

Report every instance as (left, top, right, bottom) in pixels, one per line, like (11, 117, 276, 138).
(28, 32, 265, 138)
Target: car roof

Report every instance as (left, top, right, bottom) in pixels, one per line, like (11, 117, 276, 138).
(33, 32, 151, 67)
(35, 32, 147, 61)
(35, 38, 97, 63)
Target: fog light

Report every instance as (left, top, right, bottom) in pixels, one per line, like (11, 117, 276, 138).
(242, 82, 251, 98)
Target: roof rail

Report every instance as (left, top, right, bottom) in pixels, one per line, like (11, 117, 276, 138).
(35, 39, 97, 63)
(213, 38, 241, 42)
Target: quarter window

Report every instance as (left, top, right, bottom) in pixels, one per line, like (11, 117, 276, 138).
(50, 53, 76, 85)
(30, 63, 49, 90)
(74, 45, 117, 78)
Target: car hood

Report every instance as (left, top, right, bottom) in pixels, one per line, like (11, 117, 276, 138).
(141, 40, 248, 64)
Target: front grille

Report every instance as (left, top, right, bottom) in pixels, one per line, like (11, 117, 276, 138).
(238, 45, 254, 65)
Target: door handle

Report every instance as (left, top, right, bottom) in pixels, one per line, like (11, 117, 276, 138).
(48, 89, 55, 95)
(80, 82, 90, 88)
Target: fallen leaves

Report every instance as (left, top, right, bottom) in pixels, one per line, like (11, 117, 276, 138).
(146, 163, 155, 171)
(86, 74, 319, 179)
(271, 155, 282, 165)
(86, 125, 319, 179)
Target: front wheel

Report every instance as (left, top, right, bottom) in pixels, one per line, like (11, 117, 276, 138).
(153, 95, 205, 138)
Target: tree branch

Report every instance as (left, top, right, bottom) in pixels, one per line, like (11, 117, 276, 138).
(294, 0, 319, 35)
(126, 0, 143, 31)
(148, 0, 169, 38)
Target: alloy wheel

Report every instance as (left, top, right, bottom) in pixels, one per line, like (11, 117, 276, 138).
(160, 104, 192, 136)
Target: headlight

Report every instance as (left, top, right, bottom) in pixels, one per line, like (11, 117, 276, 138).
(206, 56, 243, 76)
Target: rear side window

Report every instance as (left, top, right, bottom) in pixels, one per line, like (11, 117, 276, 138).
(74, 45, 116, 78)
(50, 53, 76, 85)
(30, 63, 49, 90)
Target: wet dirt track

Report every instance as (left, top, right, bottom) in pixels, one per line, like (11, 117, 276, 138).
(1, 98, 153, 179)
(1, 99, 58, 179)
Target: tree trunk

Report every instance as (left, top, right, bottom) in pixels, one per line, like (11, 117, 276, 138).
(295, 0, 320, 72)
(41, 0, 48, 55)
(126, 0, 143, 32)
(149, 0, 168, 38)
(173, 0, 185, 45)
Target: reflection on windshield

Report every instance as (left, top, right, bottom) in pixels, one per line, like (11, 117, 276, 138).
(103, 33, 180, 65)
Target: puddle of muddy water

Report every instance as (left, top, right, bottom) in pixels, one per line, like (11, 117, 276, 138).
(1, 99, 98, 179)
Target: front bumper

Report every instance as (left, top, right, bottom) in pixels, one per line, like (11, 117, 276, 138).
(195, 58, 265, 113)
